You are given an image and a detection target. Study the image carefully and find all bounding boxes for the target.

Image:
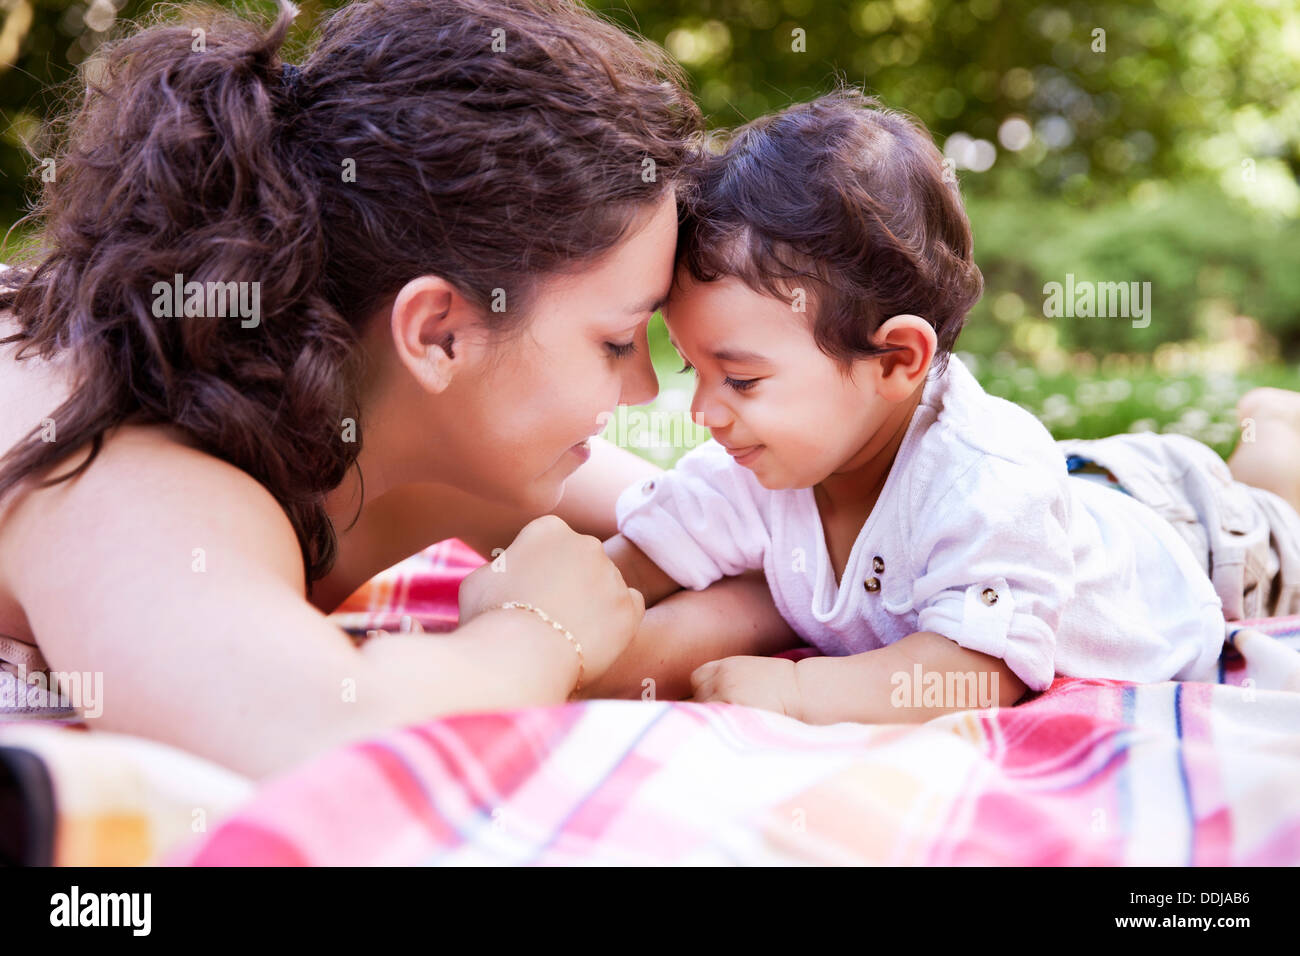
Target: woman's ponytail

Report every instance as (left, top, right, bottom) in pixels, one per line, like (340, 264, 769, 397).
(0, 0, 701, 590)
(0, 0, 356, 588)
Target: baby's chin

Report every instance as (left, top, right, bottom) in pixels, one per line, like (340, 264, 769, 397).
(744, 460, 813, 492)
(750, 459, 832, 492)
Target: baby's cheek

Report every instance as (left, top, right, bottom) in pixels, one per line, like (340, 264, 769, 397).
(768, 439, 829, 486)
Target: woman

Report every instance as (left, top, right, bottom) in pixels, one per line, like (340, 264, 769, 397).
(0, 0, 794, 778)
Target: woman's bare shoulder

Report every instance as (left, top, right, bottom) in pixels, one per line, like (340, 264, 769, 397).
(0, 423, 307, 600)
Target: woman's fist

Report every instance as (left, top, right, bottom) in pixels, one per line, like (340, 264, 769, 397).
(458, 515, 644, 681)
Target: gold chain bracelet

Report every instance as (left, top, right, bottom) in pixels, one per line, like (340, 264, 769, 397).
(492, 601, 584, 696)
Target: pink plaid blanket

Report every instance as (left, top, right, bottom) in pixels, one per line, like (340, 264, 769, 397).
(150, 540, 1300, 866)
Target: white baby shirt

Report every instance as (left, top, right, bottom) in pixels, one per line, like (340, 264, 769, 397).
(615, 355, 1226, 693)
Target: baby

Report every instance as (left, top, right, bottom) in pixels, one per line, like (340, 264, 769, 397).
(603, 89, 1300, 724)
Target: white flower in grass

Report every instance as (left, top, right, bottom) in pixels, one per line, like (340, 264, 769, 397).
(1013, 367, 1039, 391)
(1076, 381, 1105, 408)
(1154, 381, 1194, 410)
(1201, 422, 1237, 447)
(1104, 379, 1132, 402)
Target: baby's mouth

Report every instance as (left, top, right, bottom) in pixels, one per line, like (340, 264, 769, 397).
(724, 443, 765, 466)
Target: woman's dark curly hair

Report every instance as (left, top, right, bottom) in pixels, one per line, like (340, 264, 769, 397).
(0, 0, 701, 592)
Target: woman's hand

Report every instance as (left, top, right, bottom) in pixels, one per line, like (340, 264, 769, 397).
(458, 514, 645, 682)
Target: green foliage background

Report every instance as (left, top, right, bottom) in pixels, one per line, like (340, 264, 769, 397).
(1, 0, 1297, 461)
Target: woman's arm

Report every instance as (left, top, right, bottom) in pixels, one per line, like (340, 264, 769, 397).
(0, 432, 599, 779)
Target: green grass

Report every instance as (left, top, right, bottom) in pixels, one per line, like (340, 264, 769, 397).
(971, 354, 1300, 461)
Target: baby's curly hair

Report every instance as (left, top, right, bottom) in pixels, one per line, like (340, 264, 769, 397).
(677, 88, 983, 378)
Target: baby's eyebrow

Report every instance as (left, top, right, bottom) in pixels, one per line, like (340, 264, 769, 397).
(667, 337, 769, 366)
(711, 347, 770, 364)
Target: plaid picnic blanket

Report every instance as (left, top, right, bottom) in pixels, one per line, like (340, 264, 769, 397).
(5, 539, 1300, 865)
(172, 541, 1300, 865)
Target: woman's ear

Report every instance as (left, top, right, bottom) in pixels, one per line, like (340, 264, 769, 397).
(389, 275, 477, 394)
(871, 314, 937, 401)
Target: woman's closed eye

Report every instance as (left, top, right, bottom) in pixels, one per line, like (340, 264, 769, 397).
(605, 340, 639, 359)
(678, 360, 759, 393)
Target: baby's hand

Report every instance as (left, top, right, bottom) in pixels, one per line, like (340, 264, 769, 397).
(690, 656, 803, 719)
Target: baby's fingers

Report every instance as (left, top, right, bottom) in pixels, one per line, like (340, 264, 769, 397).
(690, 660, 722, 701)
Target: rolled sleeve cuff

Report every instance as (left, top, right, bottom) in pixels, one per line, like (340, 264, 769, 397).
(916, 576, 1056, 693)
(615, 480, 724, 592)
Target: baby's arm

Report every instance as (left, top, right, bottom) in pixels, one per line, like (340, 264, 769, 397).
(693, 631, 1027, 723)
(585, 535, 801, 700)
(598, 442, 784, 700)
(604, 532, 683, 608)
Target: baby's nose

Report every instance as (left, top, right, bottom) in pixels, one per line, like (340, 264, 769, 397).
(690, 390, 731, 430)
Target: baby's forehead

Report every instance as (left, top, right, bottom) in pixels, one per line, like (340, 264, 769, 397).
(664, 273, 815, 349)
(663, 274, 745, 328)
(667, 269, 809, 320)
(668, 269, 769, 306)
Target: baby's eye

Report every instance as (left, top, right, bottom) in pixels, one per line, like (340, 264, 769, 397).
(679, 360, 757, 392)
(605, 341, 638, 359)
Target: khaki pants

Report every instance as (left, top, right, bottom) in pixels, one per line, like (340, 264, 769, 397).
(1056, 432, 1300, 622)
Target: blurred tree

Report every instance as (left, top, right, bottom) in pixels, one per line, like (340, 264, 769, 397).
(1, 0, 1297, 355)
(4, 1, 1297, 209)
(596, 0, 1300, 216)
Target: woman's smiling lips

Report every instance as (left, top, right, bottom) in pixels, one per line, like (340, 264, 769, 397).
(722, 442, 764, 466)
(567, 419, 613, 466)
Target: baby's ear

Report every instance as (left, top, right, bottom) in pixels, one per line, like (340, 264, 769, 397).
(873, 314, 936, 399)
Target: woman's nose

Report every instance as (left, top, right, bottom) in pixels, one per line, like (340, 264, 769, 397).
(619, 335, 660, 407)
